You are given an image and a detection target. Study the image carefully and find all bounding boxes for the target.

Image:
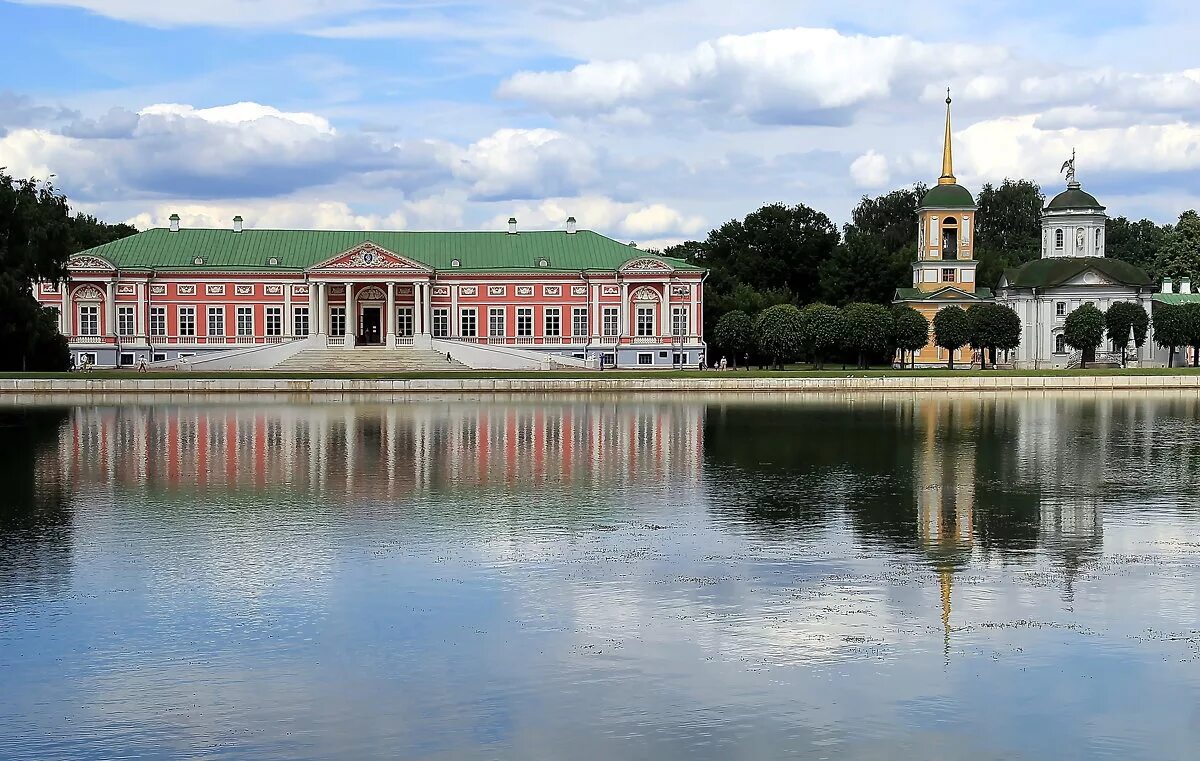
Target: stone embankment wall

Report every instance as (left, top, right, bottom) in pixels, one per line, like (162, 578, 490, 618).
(3, 374, 1200, 395)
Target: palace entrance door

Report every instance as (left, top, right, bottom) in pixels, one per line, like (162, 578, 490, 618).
(360, 307, 382, 345)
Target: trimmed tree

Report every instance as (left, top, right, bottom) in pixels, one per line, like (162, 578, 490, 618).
(798, 303, 845, 370)
(1063, 303, 1105, 368)
(1183, 302, 1200, 367)
(841, 303, 894, 369)
(892, 305, 930, 370)
(933, 306, 972, 370)
(712, 310, 754, 368)
(1104, 301, 1149, 364)
(1154, 302, 1187, 367)
(967, 303, 1022, 369)
(754, 304, 805, 370)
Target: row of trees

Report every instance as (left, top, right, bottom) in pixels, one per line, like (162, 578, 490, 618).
(711, 301, 1022, 371)
(661, 183, 1200, 341)
(0, 171, 137, 371)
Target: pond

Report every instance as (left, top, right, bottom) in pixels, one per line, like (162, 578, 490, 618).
(1, 393, 1198, 760)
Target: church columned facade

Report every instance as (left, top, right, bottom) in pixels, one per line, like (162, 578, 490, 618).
(36, 219, 707, 370)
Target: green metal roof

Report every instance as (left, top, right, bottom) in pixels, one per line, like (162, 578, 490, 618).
(920, 183, 975, 209)
(1001, 257, 1151, 289)
(895, 287, 993, 302)
(1153, 293, 1200, 305)
(1046, 185, 1104, 211)
(76, 228, 704, 274)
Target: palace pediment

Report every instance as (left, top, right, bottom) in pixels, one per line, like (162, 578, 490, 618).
(67, 254, 116, 271)
(619, 257, 675, 274)
(308, 242, 432, 273)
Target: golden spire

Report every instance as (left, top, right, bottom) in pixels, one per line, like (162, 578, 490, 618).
(940, 565, 953, 664)
(939, 88, 956, 185)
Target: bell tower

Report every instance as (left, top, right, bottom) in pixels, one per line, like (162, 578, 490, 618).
(914, 90, 979, 294)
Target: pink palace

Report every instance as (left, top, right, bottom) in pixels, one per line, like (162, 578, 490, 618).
(36, 215, 708, 370)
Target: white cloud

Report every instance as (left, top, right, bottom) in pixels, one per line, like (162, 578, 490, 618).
(123, 195, 463, 232)
(850, 150, 890, 188)
(450, 128, 598, 201)
(9, 0, 385, 27)
(485, 196, 704, 239)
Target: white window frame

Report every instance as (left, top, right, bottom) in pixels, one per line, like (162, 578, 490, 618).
(1056, 302, 1067, 317)
(293, 306, 310, 337)
(78, 305, 99, 336)
(431, 308, 449, 338)
(517, 307, 533, 337)
(120, 352, 135, 367)
(236, 306, 254, 337)
(265, 306, 282, 336)
(544, 307, 561, 338)
(941, 268, 956, 283)
(396, 307, 415, 337)
(603, 307, 619, 337)
(460, 308, 477, 338)
(117, 305, 136, 336)
(150, 306, 166, 337)
(636, 305, 655, 337)
(572, 307, 588, 337)
(329, 306, 346, 337)
(207, 306, 225, 337)
(637, 352, 654, 365)
(178, 306, 196, 337)
(489, 307, 506, 337)
(671, 306, 688, 337)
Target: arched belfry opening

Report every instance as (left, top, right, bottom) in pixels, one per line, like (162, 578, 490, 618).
(942, 217, 959, 260)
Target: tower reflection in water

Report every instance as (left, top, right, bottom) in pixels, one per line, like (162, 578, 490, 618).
(57, 400, 705, 499)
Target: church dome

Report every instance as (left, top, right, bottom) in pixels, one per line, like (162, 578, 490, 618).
(920, 183, 975, 209)
(1047, 184, 1104, 212)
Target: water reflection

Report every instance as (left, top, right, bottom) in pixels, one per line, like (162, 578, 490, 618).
(2, 393, 1199, 760)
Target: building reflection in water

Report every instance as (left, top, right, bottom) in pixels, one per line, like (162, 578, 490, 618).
(57, 400, 705, 500)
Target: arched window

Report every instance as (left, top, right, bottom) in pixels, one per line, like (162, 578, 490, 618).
(1055, 334, 1067, 354)
(1095, 228, 1102, 250)
(1055, 229, 1064, 250)
(941, 217, 959, 260)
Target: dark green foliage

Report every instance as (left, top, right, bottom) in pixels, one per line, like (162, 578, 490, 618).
(892, 305, 929, 369)
(712, 310, 754, 366)
(820, 227, 908, 306)
(1104, 301, 1149, 353)
(1106, 217, 1168, 277)
(973, 179, 1045, 288)
(967, 303, 1021, 369)
(1182, 303, 1200, 368)
(933, 306, 972, 370)
(1153, 303, 1188, 366)
(753, 304, 805, 369)
(841, 303, 894, 369)
(798, 303, 844, 370)
(1154, 210, 1200, 286)
(1063, 303, 1105, 368)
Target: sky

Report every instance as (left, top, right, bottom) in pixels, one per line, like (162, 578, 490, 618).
(1, 0, 1199, 248)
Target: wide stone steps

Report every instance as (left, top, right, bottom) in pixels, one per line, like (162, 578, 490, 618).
(271, 348, 470, 373)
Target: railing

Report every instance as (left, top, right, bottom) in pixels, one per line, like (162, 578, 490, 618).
(327, 336, 346, 347)
(515, 337, 536, 346)
(632, 336, 659, 345)
(73, 335, 104, 344)
(487, 336, 506, 345)
(235, 335, 256, 344)
(393, 335, 414, 347)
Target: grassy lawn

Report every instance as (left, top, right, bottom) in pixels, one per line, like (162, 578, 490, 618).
(4, 366, 1200, 380)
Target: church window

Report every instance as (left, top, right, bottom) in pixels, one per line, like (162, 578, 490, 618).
(1056, 302, 1066, 317)
(941, 268, 956, 283)
(1055, 229, 1065, 250)
(1055, 335, 1067, 354)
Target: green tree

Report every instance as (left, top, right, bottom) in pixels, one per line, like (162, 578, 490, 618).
(841, 302, 894, 369)
(847, 185, 927, 256)
(819, 227, 907, 306)
(1106, 217, 1168, 277)
(973, 179, 1045, 288)
(892, 305, 929, 370)
(967, 303, 1021, 369)
(753, 304, 805, 370)
(933, 305, 972, 370)
(1182, 303, 1200, 368)
(1104, 301, 1149, 361)
(1154, 210, 1200, 285)
(711, 310, 754, 368)
(1153, 303, 1187, 367)
(798, 303, 845, 370)
(1063, 303, 1105, 368)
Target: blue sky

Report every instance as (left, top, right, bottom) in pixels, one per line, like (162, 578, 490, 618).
(1, 0, 1199, 247)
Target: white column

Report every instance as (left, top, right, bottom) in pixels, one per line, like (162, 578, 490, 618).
(105, 280, 117, 337)
(660, 285, 671, 337)
(450, 285, 459, 337)
(317, 282, 327, 336)
(413, 283, 423, 334)
(591, 283, 600, 340)
(345, 283, 356, 348)
(385, 281, 396, 345)
(62, 283, 73, 338)
(423, 281, 433, 335)
(689, 282, 698, 340)
(619, 281, 629, 340)
(284, 282, 293, 338)
(136, 280, 147, 341)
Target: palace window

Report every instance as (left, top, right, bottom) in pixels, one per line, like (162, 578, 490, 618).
(636, 305, 656, 337)
(397, 307, 414, 337)
(1055, 229, 1065, 250)
(1056, 302, 1066, 317)
(602, 353, 616, 367)
(1055, 335, 1067, 354)
(208, 306, 225, 337)
(265, 306, 282, 336)
(117, 306, 135, 336)
(544, 307, 561, 337)
(120, 353, 135, 367)
(942, 268, 956, 283)
(150, 307, 166, 337)
(517, 307, 533, 337)
(460, 308, 477, 338)
(489, 307, 506, 337)
(572, 307, 588, 337)
(637, 352, 654, 365)
(330, 307, 346, 337)
(178, 307, 196, 337)
(293, 307, 310, 337)
(671, 306, 689, 336)
(431, 308, 449, 338)
(237, 306, 254, 336)
(603, 307, 619, 337)
(79, 305, 99, 336)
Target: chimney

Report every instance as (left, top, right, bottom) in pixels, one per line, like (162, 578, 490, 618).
(566, 216, 577, 234)
(1163, 279, 1174, 294)
(1183, 278, 1192, 295)
(169, 213, 180, 233)
(507, 217, 517, 235)
(233, 215, 243, 233)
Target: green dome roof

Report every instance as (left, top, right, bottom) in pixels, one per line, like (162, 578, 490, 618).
(1002, 257, 1151, 289)
(920, 183, 975, 209)
(1047, 184, 1104, 211)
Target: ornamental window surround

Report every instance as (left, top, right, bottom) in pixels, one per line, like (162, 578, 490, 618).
(208, 307, 225, 337)
(603, 307, 619, 337)
(178, 307, 196, 337)
(237, 306, 254, 336)
(489, 307, 506, 337)
(79, 305, 99, 336)
(517, 308, 533, 337)
(293, 307, 310, 337)
(265, 307, 282, 337)
(150, 307, 166, 337)
(431, 309, 449, 338)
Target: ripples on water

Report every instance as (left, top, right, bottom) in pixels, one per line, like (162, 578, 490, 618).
(1, 392, 1199, 760)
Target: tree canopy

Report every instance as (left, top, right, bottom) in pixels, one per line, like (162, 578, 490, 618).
(841, 302, 894, 369)
(1063, 303, 1105, 368)
(967, 303, 1021, 369)
(798, 303, 844, 370)
(1153, 303, 1188, 367)
(932, 306, 972, 369)
(711, 310, 754, 366)
(973, 179, 1045, 288)
(892, 305, 929, 369)
(1104, 301, 1149, 352)
(753, 304, 805, 369)
(1154, 210, 1200, 286)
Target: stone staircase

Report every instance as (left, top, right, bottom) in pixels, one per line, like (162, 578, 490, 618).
(270, 347, 470, 373)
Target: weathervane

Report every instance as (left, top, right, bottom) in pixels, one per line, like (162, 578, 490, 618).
(1060, 148, 1077, 185)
